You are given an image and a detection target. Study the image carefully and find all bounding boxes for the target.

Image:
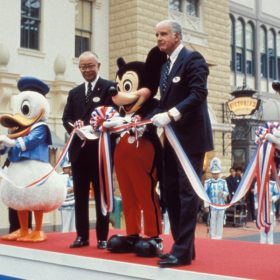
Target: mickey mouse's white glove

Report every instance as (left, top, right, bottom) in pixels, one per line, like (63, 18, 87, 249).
(0, 135, 16, 148)
(103, 117, 125, 129)
(151, 112, 171, 128)
(265, 130, 280, 150)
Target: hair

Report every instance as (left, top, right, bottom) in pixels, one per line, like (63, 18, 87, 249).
(78, 51, 99, 64)
(156, 19, 182, 40)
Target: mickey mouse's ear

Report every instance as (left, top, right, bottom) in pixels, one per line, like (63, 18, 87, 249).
(17, 76, 49, 96)
(143, 47, 167, 95)
(117, 57, 126, 69)
(145, 46, 167, 68)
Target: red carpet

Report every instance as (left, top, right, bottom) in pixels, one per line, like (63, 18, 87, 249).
(1, 229, 280, 279)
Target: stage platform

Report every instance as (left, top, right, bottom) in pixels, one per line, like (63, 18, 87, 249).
(0, 229, 279, 280)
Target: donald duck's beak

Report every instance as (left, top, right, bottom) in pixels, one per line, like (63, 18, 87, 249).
(0, 109, 45, 139)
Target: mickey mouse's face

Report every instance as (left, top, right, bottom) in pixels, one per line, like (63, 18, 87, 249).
(112, 59, 151, 114)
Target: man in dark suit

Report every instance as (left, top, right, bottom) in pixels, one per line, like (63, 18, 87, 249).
(62, 51, 115, 249)
(151, 20, 214, 267)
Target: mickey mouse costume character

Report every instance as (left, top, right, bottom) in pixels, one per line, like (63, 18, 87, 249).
(105, 47, 166, 257)
(0, 77, 66, 242)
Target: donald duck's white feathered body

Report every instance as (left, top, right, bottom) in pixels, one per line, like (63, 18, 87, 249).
(0, 77, 66, 242)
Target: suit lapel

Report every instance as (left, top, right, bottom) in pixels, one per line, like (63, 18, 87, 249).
(161, 48, 185, 102)
(82, 79, 104, 119)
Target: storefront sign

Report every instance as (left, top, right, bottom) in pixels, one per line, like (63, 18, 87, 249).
(227, 97, 260, 116)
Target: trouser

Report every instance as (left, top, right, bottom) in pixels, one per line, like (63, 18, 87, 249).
(60, 208, 76, 232)
(209, 208, 225, 239)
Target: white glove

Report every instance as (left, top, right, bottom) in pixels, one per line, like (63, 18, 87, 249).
(151, 112, 171, 128)
(0, 135, 16, 148)
(103, 117, 125, 129)
(265, 133, 280, 150)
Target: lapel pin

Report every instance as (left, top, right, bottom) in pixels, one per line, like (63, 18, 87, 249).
(172, 76, 181, 83)
(92, 97, 101, 103)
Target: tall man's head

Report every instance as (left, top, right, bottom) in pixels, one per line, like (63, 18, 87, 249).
(78, 51, 101, 82)
(155, 20, 182, 55)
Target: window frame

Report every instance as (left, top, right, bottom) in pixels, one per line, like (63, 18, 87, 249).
(20, 0, 41, 50)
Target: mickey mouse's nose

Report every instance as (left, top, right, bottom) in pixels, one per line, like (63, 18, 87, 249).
(108, 86, 118, 97)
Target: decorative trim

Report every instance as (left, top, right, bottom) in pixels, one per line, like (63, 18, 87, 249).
(17, 48, 46, 59)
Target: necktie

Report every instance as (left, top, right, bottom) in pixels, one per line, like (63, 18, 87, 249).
(86, 82, 92, 103)
(162, 58, 171, 93)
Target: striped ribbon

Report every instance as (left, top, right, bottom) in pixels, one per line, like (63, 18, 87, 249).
(90, 106, 120, 215)
(0, 126, 75, 189)
(255, 126, 279, 232)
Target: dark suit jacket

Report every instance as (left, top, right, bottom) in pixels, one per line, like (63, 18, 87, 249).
(158, 47, 214, 155)
(62, 77, 115, 163)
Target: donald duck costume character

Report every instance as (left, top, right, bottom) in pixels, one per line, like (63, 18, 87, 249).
(0, 77, 66, 242)
(204, 158, 229, 239)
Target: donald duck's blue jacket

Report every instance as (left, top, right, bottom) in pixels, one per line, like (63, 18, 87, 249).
(1, 122, 52, 163)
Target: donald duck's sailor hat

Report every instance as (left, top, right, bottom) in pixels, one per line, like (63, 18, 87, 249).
(17, 76, 49, 96)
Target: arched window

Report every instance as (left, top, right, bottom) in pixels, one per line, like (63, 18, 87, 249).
(260, 26, 267, 78)
(277, 32, 280, 79)
(230, 15, 235, 71)
(246, 22, 254, 75)
(236, 19, 245, 73)
(268, 29, 276, 80)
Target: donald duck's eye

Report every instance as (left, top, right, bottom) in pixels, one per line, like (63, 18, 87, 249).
(123, 80, 133, 92)
(21, 100, 31, 116)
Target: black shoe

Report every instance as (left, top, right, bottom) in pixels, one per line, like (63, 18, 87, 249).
(97, 240, 107, 249)
(158, 253, 170, 259)
(107, 234, 140, 253)
(69, 236, 89, 248)
(134, 237, 163, 257)
(158, 254, 191, 268)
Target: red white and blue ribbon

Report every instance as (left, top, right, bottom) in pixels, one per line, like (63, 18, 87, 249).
(90, 106, 120, 215)
(164, 124, 257, 210)
(254, 122, 280, 232)
(0, 125, 75, 189)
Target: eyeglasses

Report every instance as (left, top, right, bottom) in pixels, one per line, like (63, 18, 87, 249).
(79, 64, 97, 71)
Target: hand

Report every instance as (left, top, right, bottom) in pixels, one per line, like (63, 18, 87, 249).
(151, 112, 171, 128)
(133, 125, 146, 137)
(103, 117, 125, 129)
(265, 133, 280, 150)
(75, 127, 86, 140)
(74, 120, 84, 129)
(0, 135, 16, 148)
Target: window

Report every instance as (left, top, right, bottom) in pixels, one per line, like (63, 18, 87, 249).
(277, 33, 280, 79)
(246, 22, 254, 75)
(20, 0, 41, 50)
(268, 29, 276, 80)
(230, 15, 235, 71)
(235, 19, 244, 73)
(75, 0, 92, 58)
(169, 0, 199, 17)
(260, 27, 267, 78)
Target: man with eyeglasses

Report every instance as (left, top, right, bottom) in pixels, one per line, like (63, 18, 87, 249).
(62, 51, 115, 249)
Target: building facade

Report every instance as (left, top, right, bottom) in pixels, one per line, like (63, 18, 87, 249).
(0, 0, 260, 231)
(229, 0, 280, 169)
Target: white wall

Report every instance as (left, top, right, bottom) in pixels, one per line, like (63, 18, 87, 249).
(230, 0, 255, 9)
(261, 0, 280, 18)
(0, 0, 110, 84)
